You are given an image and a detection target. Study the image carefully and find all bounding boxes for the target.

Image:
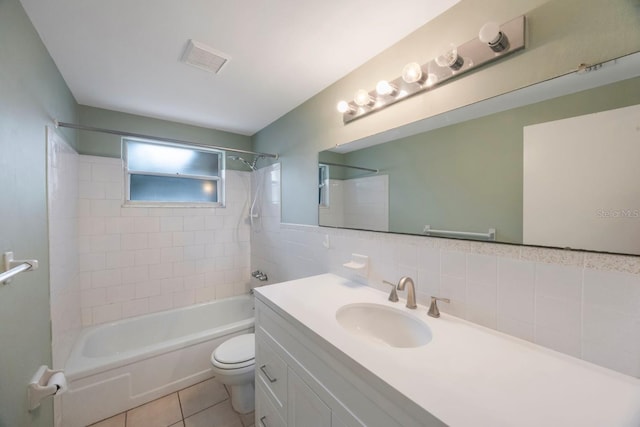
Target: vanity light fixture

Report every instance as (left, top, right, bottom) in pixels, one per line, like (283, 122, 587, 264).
(435, 43, 464, 71)
(354, 89, 375, 107)
(336, 100, 356, 114)
(338, 16, 526, 124)
(401, 62, 424, 84)
(479, 22, 510, 52)
(375, 80, 397, 96)
(424, 73, 438, 87)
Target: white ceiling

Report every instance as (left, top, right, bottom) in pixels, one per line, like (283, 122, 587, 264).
(20, 0, 459, 135)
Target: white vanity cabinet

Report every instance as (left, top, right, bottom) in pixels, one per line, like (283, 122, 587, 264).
(254, 274, 640, 427)
(254, 301, 349, 427)
(254, 295, 442, 427)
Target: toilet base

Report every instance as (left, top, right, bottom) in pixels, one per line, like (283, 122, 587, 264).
(229, 381, 255, 414)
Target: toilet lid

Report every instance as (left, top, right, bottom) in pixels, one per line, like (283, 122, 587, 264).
(213, 334, 255, 365)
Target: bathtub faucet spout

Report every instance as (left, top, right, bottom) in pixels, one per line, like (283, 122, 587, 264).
(251, 270, 268, 281)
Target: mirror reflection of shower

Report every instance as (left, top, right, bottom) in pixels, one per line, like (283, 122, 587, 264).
(228, 155, 258, 171)
(228, 155, 264, 230)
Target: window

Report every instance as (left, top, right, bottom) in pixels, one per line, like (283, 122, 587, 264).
(123, 138, 224, 205)
(318, 164, 329, 207)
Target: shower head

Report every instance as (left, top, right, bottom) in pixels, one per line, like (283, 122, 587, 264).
(228, 155, 260, 171)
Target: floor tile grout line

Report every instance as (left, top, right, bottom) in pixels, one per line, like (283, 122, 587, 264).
(180, 377, 231, 421)
(176, 390, 185, 424)
(183, 396, 232, 422)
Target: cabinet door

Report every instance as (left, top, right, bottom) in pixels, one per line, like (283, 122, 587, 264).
(287, 368, 331, 427)
(256, 383, 286, 427)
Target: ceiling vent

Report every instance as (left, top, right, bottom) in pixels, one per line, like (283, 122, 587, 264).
(181, 40, 229, 74)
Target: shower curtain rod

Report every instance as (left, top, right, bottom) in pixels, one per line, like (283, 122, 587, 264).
(55, 121, 279, 159)
(320, 162, 378, 173)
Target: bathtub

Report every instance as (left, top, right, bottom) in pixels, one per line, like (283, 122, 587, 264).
(61, 295, 254, 427)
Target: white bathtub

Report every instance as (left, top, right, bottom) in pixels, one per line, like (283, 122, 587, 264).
(61, 296, 255, 427)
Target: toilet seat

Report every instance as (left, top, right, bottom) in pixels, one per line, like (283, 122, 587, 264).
(211, 333, 255, 370)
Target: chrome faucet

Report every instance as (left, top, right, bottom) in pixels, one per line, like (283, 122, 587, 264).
(428, 296, 450, 318)
(396, 276, 417, 309)
(252, 270, 268, 281)
(382, 280, 399, 302)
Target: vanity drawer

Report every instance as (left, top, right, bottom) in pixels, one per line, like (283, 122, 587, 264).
(256, 382, 286, 427)
(256, 334, 288, 416)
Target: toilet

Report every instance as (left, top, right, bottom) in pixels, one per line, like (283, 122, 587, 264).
(210, 333, 256, 414)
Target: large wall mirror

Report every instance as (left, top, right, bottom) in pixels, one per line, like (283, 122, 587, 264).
(318, 51, 640, 255)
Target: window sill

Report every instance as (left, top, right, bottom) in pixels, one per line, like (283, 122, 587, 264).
(122, 201, 225, 208)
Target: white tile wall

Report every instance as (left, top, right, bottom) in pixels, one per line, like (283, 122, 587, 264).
(250, 163, 640, 378)
(318, 179, 344, 228)
(343, 174, 388, 232)
(47, 128, 80, 368)
(318, 175, 389, 232)
(52, 155, 640, 377)
(77, 155, 251, 326)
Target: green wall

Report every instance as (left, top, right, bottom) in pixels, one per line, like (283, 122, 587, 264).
(318, 151, 349, 180)
(331, 76, 640, 242)
(253, 0, 640, 226)
(77, 106, 253, 171)
(0, 0, 77, 426)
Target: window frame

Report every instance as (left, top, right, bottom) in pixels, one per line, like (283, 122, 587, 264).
(318, 164, 329, 208)
(122, 137, 225, 207)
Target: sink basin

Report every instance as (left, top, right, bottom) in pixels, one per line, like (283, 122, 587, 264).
(335, 303, 432, 348)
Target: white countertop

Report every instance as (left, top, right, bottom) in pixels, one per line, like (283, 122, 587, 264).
(255, 273, 640, 427)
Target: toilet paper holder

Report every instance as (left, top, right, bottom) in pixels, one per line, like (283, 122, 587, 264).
(28, 365, 67, 411)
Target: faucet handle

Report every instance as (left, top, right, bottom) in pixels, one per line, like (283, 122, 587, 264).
(428, 296, 450, 318)
(382, 280, 399, 302)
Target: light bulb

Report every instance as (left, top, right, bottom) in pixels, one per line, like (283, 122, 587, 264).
(402, 62, 423, 84)
(337, 100, 354, 114)
(354, 89, 374, 107)
(479, 22, 500, 44)
(375, 80, 397, 96)
(202, 182, 215, 195)
(435, 43, 464, 71)
(479, 22, 509, 52)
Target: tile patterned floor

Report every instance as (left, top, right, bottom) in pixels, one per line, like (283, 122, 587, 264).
(88, 378, 255, 427)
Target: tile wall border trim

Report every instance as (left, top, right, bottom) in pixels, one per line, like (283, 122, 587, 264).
(279, 223, 640, 275)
